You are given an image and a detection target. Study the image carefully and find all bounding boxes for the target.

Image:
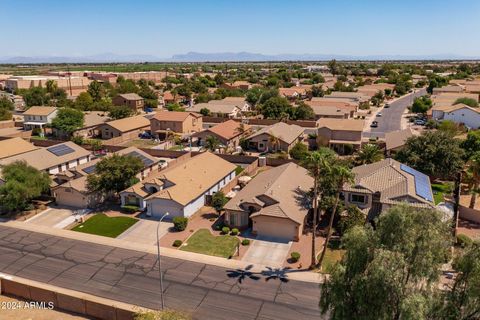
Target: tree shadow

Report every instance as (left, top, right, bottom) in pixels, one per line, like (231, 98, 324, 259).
(227, 265, 311, 284)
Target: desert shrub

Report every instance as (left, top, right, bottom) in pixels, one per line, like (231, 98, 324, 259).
(121, 205, 139, 213)
(173, 217, 188, 231)
(231, 228, 239, 235)
(457, 234, 473, 248)
(290, 252, 301, 262)
(241, 239, 250, 246)
(173, 240, 183, 247)
(222, 226, 230, 234)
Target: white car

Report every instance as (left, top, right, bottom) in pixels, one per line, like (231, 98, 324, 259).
(377, 112, 382, 117)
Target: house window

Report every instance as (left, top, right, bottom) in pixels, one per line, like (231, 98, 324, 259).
(350, 194, 367, 204)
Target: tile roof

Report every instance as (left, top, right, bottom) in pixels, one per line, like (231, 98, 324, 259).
(23, 106, 57, 116)
(385, 128, 416, 151)
(118, 93, 143, 100)
(122, 152, 236, 206)
(152, 111, 201, 122)
(0, 137, 38, 159)
(200, 120, 251, 140)
(317, 118, 364, 131)
(103, 115, 150, 132)
(344, 158, 434, 207)
(225, 163, 313, 224)
(247, 122, 304, 145)
(0, 141, 90, 171)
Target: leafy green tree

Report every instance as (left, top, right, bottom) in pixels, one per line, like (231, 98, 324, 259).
(371, 90, 385, 107)
(438, 120, 460, 136)
(259, 96, 292, 119)
(74, 92, 94, 110)
(310, 85, 324, 97)
(205, 135, 220, 151)
(461, 130, 480, 159)
(45, 79, 58, 94)
(411, 96, 433, 114)
(0, 161, 51, 211)
(87, 154, 143, 194)
(436, 243, 480, 320)
(289, 142, 309, 160)
(338, 205, 365, 235)
(355, 144, 384, 165)
(454, 97, 479, 108)
(467, 151, 480, 209)
(293, 102, 315, 120)
(199, 108, 211, 116)
(109, 105, 134, 120)
(21, 87, 48, 107)
(211, 191, 228, 213)
(0, 96, 14, 111)
(328, 59, 339, 75)
(87, 80, 104, 102)
(320, 205, 451, 320)
(395, 131, 465, 179)
(166, 103, 185, 112)
(51, 107, 85, 137)
(0, 108, 12, 121)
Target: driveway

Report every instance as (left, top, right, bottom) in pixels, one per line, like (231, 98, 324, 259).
(25, 207, 88, 229)
(242, 236, 292, 267)
(117, 219, 172, 245)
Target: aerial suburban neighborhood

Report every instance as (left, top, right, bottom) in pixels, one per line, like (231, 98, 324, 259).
(0, 1, 480, 320)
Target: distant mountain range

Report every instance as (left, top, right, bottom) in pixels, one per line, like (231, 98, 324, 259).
(1, 52, 479, 63)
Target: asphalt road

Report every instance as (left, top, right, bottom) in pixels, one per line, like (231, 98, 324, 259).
(366, 88, 427, 138)
(0, 225, 324, 320)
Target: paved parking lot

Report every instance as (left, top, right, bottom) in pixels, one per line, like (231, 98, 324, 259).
(117, 219, 173, 245)
(25, 207, 82, 229)
(242, 237, 292, 266)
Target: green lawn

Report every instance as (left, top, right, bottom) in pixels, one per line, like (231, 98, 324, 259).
(180, 229, 239, 258)
(72, 213, 138, 238)
(319, 239, 346, 273)
(169, 145, 184, 151)
(431, 182, 453, 205)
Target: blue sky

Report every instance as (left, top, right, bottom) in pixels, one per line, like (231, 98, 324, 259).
(1, 0, 479, 57)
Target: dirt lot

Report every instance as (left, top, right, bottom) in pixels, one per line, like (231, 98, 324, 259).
(0, 294, 89, 320)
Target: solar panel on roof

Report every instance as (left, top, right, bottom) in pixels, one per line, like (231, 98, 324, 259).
(127, 151, 154, 167)
(47, 144, 75, 156)
(82, 164, 96, 174)
(400, 164, 433, 202)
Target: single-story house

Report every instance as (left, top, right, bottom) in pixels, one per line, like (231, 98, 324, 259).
(246, 122, 304, 153)
(53, 147, 159, 208)
(22, 106, 58, 131)
(432, 85, 464, 95)
(220, 81, 252, 90)
(72, 111, 110, 138)
(150, 111, 203, 138)
(112, 93, 145, 112)
(317, 118, 364, 153)
(193, 120, 251, 151)
(224, 163, 313, 241)
(431, 103, 480, 129)
(191, 97, 251, 118)
(343, 158, 435, 221)
(385, 128, 416, 155)
(120, 152, 237, 218)
(0, 137, 38, 159)
(279, 87, 309, 100)
(0, 141, 91, 176)
(98, 115, 150, 139)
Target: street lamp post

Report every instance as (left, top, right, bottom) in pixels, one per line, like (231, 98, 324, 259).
(157, 212, 169, 309)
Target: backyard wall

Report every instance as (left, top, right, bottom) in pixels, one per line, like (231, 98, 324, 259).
(459, 205, 480, 224)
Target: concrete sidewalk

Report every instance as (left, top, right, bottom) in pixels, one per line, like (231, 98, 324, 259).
(1, 220, 323, 284)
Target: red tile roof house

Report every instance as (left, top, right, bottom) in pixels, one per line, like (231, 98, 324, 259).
(192, 120, 251, 151)
(112, 93, 145, 112)
(224, 162, 313, 241)
(246, 122, 304, 153)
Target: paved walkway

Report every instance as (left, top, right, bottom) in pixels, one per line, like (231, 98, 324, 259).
(0, 224, 325, 319)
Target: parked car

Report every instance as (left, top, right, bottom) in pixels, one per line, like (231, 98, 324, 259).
(414, 119, 426, 126)
(384, 104, 390, 108)
(377, 112, 382, 117)
(370, 121, 379, 128)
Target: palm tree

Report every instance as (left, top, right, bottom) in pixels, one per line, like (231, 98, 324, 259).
(468, 151, 480, 209)
(317, 164, 354, 270)
(205, 135, 221, 152)
(302, 149, 335, 268)
(355, 143, 384, 165)
(268, 134, 280, 152)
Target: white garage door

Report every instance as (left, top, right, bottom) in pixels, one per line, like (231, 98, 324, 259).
(252, 216, 297, 242)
